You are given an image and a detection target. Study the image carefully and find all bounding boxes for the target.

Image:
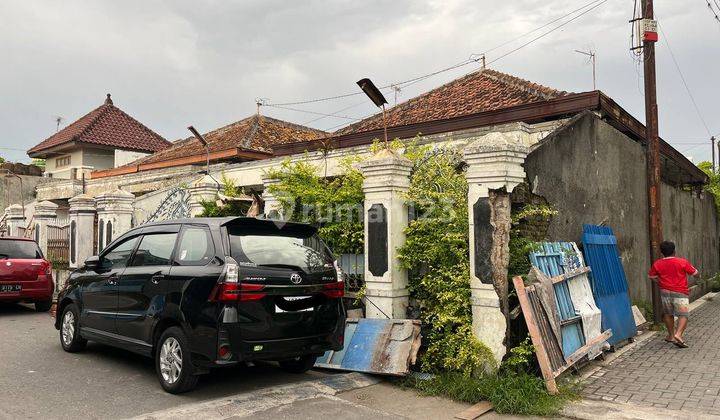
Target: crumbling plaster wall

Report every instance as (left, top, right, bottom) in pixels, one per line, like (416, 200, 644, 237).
(524, 111, 720, 302)
(524, 112, 652, 301)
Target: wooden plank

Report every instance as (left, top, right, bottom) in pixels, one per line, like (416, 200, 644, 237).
(513, 276, 559, 395)
(454, 401, 493, 420)
(553, 329, 613, 377)
(550, 266, 591, 284)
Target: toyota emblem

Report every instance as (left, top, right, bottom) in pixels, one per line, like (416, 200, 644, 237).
(290, 273, 302, 284)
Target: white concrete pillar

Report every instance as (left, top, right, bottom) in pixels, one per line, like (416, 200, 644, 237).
(359, 149, 413, 319)
(34, 200, 59, 255)
(68, 194, 96, 267)
(5, 204, 26, 237)
(464, 132, 530, 363)
(188, 175, 220, 217)
(261, 176, 283, 219)
(95, 188, 134, 251)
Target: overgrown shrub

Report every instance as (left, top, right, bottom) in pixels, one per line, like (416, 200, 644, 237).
(397, 147, 496, 374)
(265, 155, 364, 255)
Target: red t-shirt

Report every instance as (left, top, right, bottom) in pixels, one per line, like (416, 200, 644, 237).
(648, 257, 697, 295)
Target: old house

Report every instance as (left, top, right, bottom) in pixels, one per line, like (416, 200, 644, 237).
(13, 68, 719, 362)
(27, 94, 171, 182)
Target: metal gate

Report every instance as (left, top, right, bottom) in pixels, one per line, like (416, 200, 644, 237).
(581, 224, 637, 346)
(47, 224, 70, 264)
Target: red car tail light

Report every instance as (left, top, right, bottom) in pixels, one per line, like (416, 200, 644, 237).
(211, 282, 266, 302)
(322, 281, 344, 299)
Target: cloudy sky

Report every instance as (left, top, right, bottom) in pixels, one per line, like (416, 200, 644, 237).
(1, 0, 718, 164)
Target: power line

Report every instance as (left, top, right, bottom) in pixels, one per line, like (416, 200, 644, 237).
(704, 0, 720, 25)
(265, 0, 607, 108)
(263, 104, 362, 121)
(657, 21, 713, 138)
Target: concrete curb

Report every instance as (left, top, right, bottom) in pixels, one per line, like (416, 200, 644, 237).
(128, 373, 381, 420)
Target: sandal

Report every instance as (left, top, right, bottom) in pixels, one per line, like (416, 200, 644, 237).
(664, 338, 675, 343)
(672, 339, 689, 348)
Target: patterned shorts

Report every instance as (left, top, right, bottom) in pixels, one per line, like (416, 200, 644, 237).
(660, 290, 689, 318)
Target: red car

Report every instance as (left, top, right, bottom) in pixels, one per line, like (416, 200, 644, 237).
(0, 237, 54, 311)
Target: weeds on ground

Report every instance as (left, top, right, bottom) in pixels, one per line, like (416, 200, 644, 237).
(404, 371, 580, 416)
(402, 338, 581, 416)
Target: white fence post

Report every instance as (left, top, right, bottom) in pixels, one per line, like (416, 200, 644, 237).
(69, 194, 96, 267)
(34, 200, 59, 256)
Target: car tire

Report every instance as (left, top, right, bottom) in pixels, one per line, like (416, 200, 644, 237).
(278, 355, 318, 374)
(59, 303, 87, 352)
(35, 300, 52, 312)
(155, 327, 199, 394)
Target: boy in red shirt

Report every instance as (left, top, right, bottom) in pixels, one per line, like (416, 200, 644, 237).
(648, 241, 698, 348)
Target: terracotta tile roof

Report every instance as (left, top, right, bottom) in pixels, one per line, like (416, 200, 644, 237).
(335, 68, 569, 135)
(124, 114, 326, 166)
(28, 94, 171, 156)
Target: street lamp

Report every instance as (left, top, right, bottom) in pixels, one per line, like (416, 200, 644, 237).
(187, 125, 210, 176)
(2, 170, 25, 222)
(356, 78, 389, 148)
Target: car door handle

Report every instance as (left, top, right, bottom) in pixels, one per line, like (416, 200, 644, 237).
(151, 273, 165, 284)
(107, 274, 118, 286)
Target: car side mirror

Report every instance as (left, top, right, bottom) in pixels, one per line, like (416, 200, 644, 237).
(84, 256, 101, 271)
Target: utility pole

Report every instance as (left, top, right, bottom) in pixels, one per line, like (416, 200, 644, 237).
(712, 136, 717, 171)
(641, 0, 662, 324)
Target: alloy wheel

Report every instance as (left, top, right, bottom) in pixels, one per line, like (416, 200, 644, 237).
(159, 337, 183, 384)
(61, 311, 75, 346)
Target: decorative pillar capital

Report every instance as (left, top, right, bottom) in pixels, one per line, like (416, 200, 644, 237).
(95, 188, 134, 215)
(5, 203, 25, 220)
(464, 132, 530, 196)
(34, 200, 59, 220)
(261, 175, 282, 219)
(68, 194, 97, 213)
(359, 149, 413, 195)
(188, 175, 220, 217)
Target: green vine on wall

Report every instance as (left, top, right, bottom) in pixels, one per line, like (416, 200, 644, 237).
(397, 146, 496, 375)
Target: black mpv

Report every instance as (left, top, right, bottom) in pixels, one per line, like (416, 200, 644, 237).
(54, 217, 346, 393)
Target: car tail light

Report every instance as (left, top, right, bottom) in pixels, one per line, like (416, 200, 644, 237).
(218, 345, 232, 360)
(322, 280, 344, 299)
(211, 257, 266, 302)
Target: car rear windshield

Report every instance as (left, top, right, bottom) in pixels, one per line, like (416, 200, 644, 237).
(0, 240, 42, 259)
(228, 226, 333, 273)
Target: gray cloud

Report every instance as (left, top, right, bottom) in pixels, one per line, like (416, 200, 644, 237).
(0, 0, 717, 163)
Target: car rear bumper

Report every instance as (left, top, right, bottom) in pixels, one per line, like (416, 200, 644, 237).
(234, 333, 344, 361)
(0, 280, 54, 303)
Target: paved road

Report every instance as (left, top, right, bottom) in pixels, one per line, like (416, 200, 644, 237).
(0, 303, 332, 419)
(584, 296, 720, 417)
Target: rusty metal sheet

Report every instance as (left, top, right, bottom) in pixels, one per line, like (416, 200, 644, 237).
(315, 318, 421, 376)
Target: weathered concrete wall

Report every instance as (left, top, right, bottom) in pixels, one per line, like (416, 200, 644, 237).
(662, 183, 719, 298)
(0, 174, 45, 211)
(525, 111, 720, 302)
(525, 112, 652, 301)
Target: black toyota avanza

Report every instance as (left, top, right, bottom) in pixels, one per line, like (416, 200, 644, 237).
(54, 217, 346, 393)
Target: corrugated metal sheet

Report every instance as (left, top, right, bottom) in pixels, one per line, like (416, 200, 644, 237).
(582, 224, 637, 346)
(529, 242, 586, 358)
(315, 318, 421, 376)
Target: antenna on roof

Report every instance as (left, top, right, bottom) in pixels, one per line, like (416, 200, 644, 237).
(470, 53, 486, 69)
(255, 98, 267, 116)
(574, 49, 596, 90)
(53, 116, 64, 132)
(105, 93, 113, 105)
(390, 84, 402, 105)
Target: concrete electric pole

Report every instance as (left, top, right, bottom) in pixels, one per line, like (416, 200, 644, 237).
(641, 0, 663, 324)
